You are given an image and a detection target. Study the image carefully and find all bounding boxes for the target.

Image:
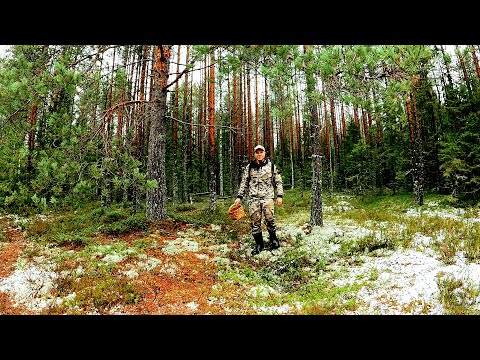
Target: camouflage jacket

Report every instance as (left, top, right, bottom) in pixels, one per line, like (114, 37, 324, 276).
(237, 159, 283, 200)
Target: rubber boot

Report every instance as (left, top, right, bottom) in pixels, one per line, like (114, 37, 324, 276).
(268, 229, 280, 250)
(252, 232, 264, 255)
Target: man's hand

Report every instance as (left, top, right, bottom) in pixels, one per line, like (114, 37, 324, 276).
(234, 198, 241, 206)
(276, 197, 283, 207)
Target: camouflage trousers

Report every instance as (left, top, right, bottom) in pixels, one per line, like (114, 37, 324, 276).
(248, 197, 276, 235)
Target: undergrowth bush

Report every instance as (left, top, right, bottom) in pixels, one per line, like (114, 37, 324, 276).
(101, 213, 150, 235)
(50, 233, 91, 247)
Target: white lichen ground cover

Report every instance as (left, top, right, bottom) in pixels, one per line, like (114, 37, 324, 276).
(1, 199, 479, 315)
(272, 200, 480, 315)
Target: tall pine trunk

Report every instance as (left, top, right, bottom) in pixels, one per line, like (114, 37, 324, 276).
(172, 45, 181, 204)
(182, 45, 190, 203)
(208, 49, 217, 211)
(146, 45, 172, 221)
(304, 45, 323, 227)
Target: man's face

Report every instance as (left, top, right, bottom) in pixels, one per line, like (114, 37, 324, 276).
(255, 149, 265, 162)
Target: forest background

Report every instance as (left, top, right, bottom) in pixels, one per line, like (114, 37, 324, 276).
(1, 44, 480, 317)
(0, 45, 478, 220)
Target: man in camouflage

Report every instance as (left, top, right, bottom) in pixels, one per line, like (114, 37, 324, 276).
(234, 144, 284, 255)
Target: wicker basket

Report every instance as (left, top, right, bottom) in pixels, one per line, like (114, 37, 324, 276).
(228, 202, 246, 220)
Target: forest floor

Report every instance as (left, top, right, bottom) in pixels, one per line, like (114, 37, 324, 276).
(1, 192, 480, 315)
(0, 218, 252, 315)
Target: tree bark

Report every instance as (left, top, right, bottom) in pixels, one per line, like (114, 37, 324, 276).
(264, 77, 272, 156)
(439, 45, 454, 102)
(172, 45, 181, 203)
(405, 92, 424, 206)
(289, 94, 295, 190)
(471, 49, 480, 81)
(322, 83, 332, 192)
(410, 89, 424, 206)
(246, 66, 253, 159)
(182, 45, 190, 203)
(295, 81, 305, 192)
(304, 45, 323, 227)
(232, 71, 239, 194)
(146, 45, 172, 221)
(455, 45, 473, 98)
(255, 71, 260, 145)
(208, 49, 217, 211)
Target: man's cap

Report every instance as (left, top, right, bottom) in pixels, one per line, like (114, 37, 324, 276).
(254, 145, 265, 152)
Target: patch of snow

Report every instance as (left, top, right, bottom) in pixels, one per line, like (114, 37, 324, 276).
(136, 257, 162, 271)
(210, 224, 222, 232)
(405, 206, 467, 221)
(247, 284, 278, 298)
(122, 268, 139, 278)
(277, 214, 480, 315)
(257, 303, 293, 314)
(195, 253, 210, 260)
(330, 247, 480, 315)
(102, 253, 125, 263)
(0, 265, 59, 312)
(213, 256, 230, 266)
(186, 301, 199, 311)
(162, 237, 199, 254)
(162, 240, 184, 255)
(181, 239, 198, 252)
